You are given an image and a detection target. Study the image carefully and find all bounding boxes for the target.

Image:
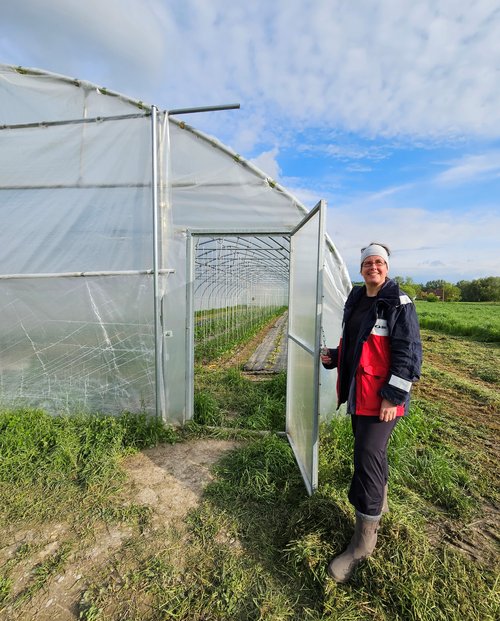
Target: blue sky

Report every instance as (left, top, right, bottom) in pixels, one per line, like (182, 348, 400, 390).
(1, 0, 499, 283)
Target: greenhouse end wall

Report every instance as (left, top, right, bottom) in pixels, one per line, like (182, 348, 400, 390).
(0, 65, 351, 423)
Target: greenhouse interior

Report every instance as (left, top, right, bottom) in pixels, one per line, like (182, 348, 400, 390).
(0, 64, 351, 492)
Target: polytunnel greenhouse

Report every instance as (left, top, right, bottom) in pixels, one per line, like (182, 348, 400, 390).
(0, 64, 351, 492)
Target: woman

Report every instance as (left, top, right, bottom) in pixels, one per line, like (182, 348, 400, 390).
(321, 242, 422, 583)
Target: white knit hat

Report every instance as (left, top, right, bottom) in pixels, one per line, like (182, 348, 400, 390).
(360, 244, 390, 269)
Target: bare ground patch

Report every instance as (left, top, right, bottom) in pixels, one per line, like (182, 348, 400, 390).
(0, 439, 239, 621)
(122, 439, 240, 526)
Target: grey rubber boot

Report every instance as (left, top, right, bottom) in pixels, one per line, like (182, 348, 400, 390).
(382, 483, 389, 514)
(327, 513, 380, 583)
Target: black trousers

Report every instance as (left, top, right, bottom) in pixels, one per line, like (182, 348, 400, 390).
(348, 415, 399, 517)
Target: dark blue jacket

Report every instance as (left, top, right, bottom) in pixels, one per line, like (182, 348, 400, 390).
(325, 278, 422, 416)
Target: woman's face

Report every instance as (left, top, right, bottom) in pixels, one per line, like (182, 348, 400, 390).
(361, 255, 388, 289)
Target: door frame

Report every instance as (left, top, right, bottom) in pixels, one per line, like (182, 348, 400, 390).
(185, 228, 293, 422)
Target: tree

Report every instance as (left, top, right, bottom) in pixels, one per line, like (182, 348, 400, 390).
(422, 279, 460, 301)
(457, 280, 476, 301)
(394, 276, 421, 299)
(480, 277, 500, 301)
(424, 279, 447, 291)
(442, 282, 461, 302)
(457, 277, 500, 302)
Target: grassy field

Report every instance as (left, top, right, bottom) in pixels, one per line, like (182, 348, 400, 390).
(415, 300, 500, 342)
(0, 305, 499, 620)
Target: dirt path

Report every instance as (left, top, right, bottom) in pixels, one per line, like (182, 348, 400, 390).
(222, 311, 288, 374)
(243, 311, 288, 373)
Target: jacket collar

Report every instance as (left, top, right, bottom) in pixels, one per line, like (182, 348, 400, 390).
(348, 278, 401, 308)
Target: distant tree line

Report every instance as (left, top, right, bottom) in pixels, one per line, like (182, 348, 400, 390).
(394, 276, 500, 302)
(352, 276, 500, 302)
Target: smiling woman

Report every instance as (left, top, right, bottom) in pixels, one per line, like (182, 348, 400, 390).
(360, 242, 390, 295)
(321, 241, 422, 582)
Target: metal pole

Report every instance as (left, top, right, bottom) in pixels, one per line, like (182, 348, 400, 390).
(185, 233, 195, 423)
(168, 103, 240, 116)
(0, 269, 174, 280)
(0, 112, 150, 131)
(151, 106, 163, 419)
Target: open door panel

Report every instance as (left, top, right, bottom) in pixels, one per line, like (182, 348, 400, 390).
(286, 200, 325, 495)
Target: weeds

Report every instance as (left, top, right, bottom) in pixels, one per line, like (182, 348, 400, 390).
(76, 409, 499, 620)
(195, 306, 287, 363)
(194, 367, 287, 430)
(193, 390, 223, 426)
(424, 364, 500, 409)
(208, 434, 301, 504)
(0, 576, 11, 606)
(14, 542, 73, 608)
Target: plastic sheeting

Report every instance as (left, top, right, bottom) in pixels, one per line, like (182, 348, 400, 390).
(0, 118, 154, 274)
(0, 64, 351, 423)
(1, 275, 157, 413)
(0, 66, 162, 416)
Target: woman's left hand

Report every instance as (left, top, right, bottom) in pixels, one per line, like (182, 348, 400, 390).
(379, 398, 398, 422)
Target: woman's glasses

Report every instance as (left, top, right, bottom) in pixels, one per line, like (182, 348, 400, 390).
(362, 259, 386, 268)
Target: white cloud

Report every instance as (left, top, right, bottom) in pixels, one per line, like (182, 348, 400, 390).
(328, 204, 500, 282)
(250, 148, 281, 180)
(2, 0, 499, 138)
(363, 184, 415, 202)
(346, 163, 373, 173)
(435, 151, 500, 185)
(182, 0, 500, 139)
(298, 142, 389, 162)
(1, 0, 498, 283)
(280, 180, 324, 210)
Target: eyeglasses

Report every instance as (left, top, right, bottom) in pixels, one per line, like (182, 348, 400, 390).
(362, 259, 386, 268)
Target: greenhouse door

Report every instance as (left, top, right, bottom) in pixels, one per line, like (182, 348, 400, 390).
(286, 200, 325, 495)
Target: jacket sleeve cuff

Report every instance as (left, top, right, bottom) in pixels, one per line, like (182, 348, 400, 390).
(380, 384, 408, 406)
(387, 373, 413, 392)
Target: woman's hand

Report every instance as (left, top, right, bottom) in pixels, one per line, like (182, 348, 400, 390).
(379, 398, 398, 422)
(320, 348, 332, 366)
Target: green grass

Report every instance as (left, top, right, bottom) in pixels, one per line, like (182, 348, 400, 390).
(2, 308, 499, 620)
(0, 576, 11, 605)
(415, 301, 500, 342)
(420, 330, 499, 386)
(19, 392, 490, 620)
(194, 367, 287, 431)
(0, 409, 179, 615)
(424, 363, 500, 408)
(76, 402, 498, 620)
(0, 409, 178, 524)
